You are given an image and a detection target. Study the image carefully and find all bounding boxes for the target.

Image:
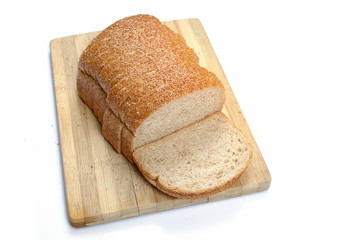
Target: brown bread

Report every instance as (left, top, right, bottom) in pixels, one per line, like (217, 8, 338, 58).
(133, 112, 252, 199)
(76, 14, 251, 199)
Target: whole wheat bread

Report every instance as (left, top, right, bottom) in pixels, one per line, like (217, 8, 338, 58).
(78, 14, 225, 160)
(77, 14, 252, 199)
(77, 71, 252, 198)
(133, 112, 252, 199)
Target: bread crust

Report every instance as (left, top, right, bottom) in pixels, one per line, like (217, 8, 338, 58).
(79, 14, 199, 90)
(141, 158, 251, 199)
(92, 83, 108, 125)
(101, 109, 124, 153)
(120, 126, 135, 164)
(76, 70, 107, 123)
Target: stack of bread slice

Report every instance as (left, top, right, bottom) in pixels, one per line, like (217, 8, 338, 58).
(77, 14, 252, 199)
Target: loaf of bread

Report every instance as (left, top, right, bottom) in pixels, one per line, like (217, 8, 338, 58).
(77, 70, 252, 198)
(79, 14, 225, 161)
(77, 14, 252, 198)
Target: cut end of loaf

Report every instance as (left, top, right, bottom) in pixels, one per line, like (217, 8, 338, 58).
(133, 87, 225, 149)
(133, 112, 252, 198)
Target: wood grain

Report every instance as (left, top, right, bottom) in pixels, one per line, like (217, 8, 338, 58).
(50, 18, 271, 228)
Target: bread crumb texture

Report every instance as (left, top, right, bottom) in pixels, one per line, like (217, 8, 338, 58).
(133, 113, 252, 198)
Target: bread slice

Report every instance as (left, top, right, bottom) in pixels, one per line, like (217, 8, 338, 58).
(132, 112, 252, 199)
(101, 109, 124, 153)
(77, 70, 125, 153)
(76, 70, 108, 124)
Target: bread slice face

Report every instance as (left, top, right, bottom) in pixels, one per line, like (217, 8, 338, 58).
(132, 112, 252, 199)
(127, 86, 224, 152)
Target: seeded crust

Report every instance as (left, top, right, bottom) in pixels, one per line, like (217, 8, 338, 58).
(132, 112, 252, 199)
(79, 14, 199, 93)
(106, 68, 163, 119)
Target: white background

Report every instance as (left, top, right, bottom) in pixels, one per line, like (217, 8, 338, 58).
(1, 0, 359, 239)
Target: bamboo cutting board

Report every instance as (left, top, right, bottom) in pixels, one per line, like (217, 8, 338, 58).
(50, 18, 271, 227)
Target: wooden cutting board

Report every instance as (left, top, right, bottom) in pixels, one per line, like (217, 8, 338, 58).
(50, 18, 271, 228)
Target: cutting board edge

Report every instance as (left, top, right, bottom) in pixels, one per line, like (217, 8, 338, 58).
(68, 177, 271, 228)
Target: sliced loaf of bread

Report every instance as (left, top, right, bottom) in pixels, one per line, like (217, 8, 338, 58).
(78, 15, 225, 161)
(78, 73, 252, 198)
(76, 15, 252, 199)
(133, 112, 252, 199)
(77, 69, 225, 164)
